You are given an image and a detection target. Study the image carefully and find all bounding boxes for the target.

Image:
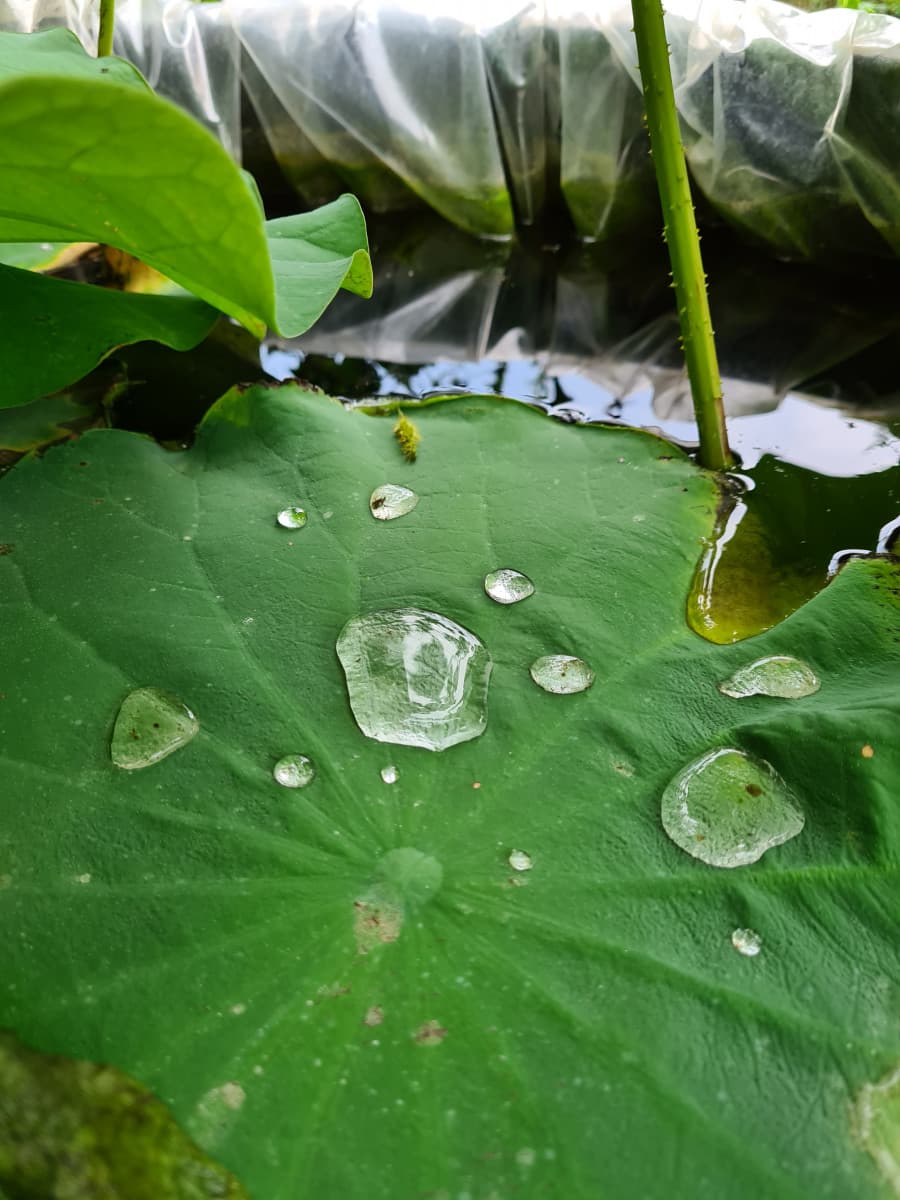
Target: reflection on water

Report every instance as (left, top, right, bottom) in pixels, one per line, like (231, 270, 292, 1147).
(261, 345, 900, 477)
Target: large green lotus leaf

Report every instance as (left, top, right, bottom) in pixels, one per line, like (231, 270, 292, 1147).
(0, 263, 218, 409)
(0, 386, 898, 1200)
(0, 30, 371, 338)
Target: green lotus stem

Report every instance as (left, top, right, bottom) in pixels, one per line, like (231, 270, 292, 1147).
(631, 0, 732, 470)
(97, 0, 115, 56)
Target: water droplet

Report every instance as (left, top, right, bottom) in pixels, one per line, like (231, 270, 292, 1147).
(110, 687, 198, 770)
(529, 655, 594, 694)
(277, 506, 308, 529)
(273, 754, 315, 788)
(380, 765, 399, 784)
(369, 484, 419, 521)
(718, 656, 820, 699)
(731, 928, 762, 957)
(336, 607, 491, 750)
(508, 849, 533, 872)
(484, 568, 534, 605)
(661, 748, 804, 868)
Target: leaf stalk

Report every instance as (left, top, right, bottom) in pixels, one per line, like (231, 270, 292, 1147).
(97, 0, 115, 57)
(631, 0, 732, 470)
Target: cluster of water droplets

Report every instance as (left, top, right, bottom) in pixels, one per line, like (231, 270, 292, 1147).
(108, 452, 816, 954)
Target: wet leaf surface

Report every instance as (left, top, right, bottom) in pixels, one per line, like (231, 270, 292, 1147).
(0, 386, 898, 1199)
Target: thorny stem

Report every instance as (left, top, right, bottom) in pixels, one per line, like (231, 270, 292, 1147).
(631, 0, 732, 470)
(97, 0, 115, 57)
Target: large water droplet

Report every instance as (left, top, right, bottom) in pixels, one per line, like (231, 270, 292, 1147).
(336, 607, 491, 751)
(369, 484, 418, 521)
(273, 754, 315, 788)
(718, 655, 820, 699)
(111, 687, 198, 770)
(380, 765, 399, 784)
(731, 928, 762, 957)
(276, 506, 308, 529)
(661, 748, 804, 868)
(530, 655, 594, 694)
(484, 568, 534, 605)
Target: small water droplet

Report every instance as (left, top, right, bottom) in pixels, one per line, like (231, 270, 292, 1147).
(110, 687, 198, 770)
(336, 607, 491, 751)
(273, 754, 315, 788)
(718, 656, 820, 699)
(484, 568, 534, 605)
(508, 849, 533, 872)
(369, 484, 419, 521)
(380, 765, 399, 784)
(731, 928, 762, 957)
(277, 506, 308, 529)
(530, 655, 594, 694)
(661, 748, 804, 868)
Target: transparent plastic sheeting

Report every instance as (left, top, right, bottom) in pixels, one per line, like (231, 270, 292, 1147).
(272, 218, 900, 452)
(3, 0, 900, 258)
(0, 0, 241, 158)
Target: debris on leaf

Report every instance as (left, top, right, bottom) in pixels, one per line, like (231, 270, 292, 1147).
(393, 411, 421, 462)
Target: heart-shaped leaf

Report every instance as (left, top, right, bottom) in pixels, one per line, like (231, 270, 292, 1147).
(0, 386, 897, 1199)
(0, 29, 371, 342)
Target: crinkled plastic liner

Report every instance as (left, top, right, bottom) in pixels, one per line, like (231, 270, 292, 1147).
(2, 0, 900, 256)
(279, 217, 900, 436)
(0, 0, 241, 158)
(595, 0, 900, 258)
